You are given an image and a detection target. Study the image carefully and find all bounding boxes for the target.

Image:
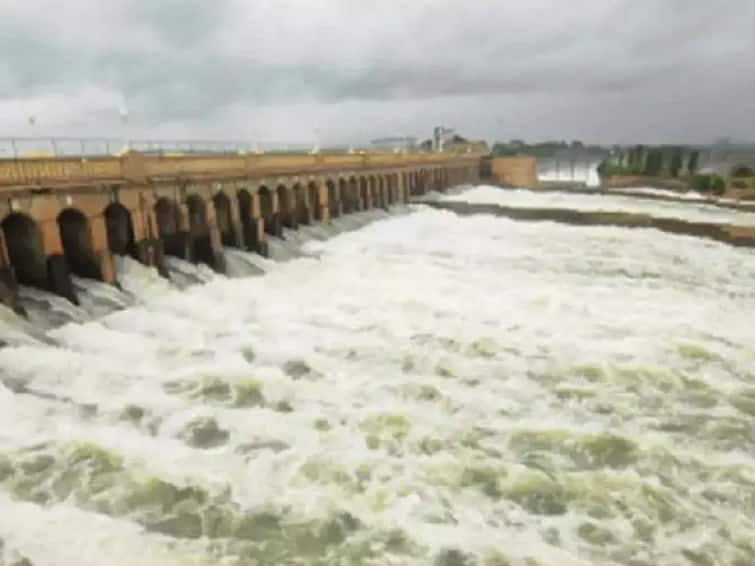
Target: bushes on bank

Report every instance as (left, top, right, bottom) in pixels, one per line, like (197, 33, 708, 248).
(596, 160, 641, 177)
(689, 174, 726, 195)
(731, 165, 754, 177)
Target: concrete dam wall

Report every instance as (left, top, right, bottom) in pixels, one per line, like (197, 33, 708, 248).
(0, 151, 481, 313)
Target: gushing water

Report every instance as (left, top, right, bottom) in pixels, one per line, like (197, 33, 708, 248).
(0, 191, 754, 566)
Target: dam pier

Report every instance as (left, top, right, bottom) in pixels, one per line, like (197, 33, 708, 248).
(0, 149, 480, 312)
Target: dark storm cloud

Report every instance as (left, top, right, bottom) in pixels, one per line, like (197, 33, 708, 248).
(1, 0, 754, 142)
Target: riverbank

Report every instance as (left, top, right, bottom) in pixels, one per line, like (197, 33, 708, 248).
(423, 200, 755, 249)
(493, 180, 755, 213)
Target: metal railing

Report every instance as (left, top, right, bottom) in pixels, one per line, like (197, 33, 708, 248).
(0, 137, 365, 159)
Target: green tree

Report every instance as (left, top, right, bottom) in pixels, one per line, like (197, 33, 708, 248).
(635, 145, 647, 171)
(687, 150, 700, 175)
(644, 149, 664, 176)
(628, 145, 644, 170)
(731, 165, 753, 177)
(690, 174, 726, 195)
(711, 176, 726, 195)
(670, 148, 684, 177)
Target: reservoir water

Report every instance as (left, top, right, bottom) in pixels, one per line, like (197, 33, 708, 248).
(1, 187, 754, 566)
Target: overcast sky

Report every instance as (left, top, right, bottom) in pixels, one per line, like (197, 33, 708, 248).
(1, 0, 753, 145)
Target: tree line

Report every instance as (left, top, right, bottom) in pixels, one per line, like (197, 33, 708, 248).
(616, 145, 700, 177)
(596, 145, 732, 195)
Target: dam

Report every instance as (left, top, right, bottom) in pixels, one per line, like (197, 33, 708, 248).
(0, 149, 480, 312)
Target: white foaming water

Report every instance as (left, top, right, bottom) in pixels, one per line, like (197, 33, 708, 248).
(538, 163, 601, 187)
(612, 187, 709, 201)
(164, 257, 219, 289)
(1, 190, 754, 565)
(443, 185, 755, 226)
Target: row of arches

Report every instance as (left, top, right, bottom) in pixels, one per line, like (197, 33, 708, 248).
(1, 166, 455, 304)
(1, 207, 106, 303)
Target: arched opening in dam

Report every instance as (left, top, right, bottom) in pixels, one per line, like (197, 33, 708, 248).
(237, 189, 257, 252)
(186, 194, 214, 268)
(339, 178, 352, 214)
(359, 177, 369, 209)
(213, 192, 235, 247)
(293, 184, 308, 225)
(57, 208, 101, 280)
(155, 197, 186, 259)
(1, 212, 48, 289)
(307, 182, 321, 221)
(105, 203, 135, 256)
(349, 177, 359, 211)
(258, 186, 276, 236)
(277, 185, 293, 229)
(327, 180, 339, 218)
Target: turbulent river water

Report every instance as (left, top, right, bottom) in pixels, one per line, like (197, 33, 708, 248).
(1, 186, 754, 566)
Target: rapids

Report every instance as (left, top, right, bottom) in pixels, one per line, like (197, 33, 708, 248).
(0, 188, 753, 566)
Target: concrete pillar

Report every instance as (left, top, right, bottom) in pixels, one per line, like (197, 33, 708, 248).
(161, 203, 192, 260)
(282, 186, 299, 230)
(131, 206, 168, 277)
(206, 223, 226, 272)
(244, 193, 265, 255)
(0, 231, 20, 313)
(227, 194, 245, 248)
(305, 184, 319, 223)
(399, 173, 408, 203)
(270, 192, 283, 237)
(302, 198, 314, 225)
(255, 217, 268, 257)
(349, 179, 360, 213)
(88, 214, 116, 285)
(293, 186, 310, 225)
(320, 184, 331, 222)
(189, 197, 225, 273)
(134, 239, 166, 277)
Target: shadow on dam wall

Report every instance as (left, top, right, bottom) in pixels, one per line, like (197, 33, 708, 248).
(424, 200, 755, 250)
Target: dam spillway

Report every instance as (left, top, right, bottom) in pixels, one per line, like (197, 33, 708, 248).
(0, 150, 481, 313)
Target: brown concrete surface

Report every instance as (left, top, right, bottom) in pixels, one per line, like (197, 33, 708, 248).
(0, 151, 480, 312)
(490, 157, 538, 187)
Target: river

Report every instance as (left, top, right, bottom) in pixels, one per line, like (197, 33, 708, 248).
(1, 187, 754, 566)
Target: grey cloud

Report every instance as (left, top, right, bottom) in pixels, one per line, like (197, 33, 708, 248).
(1, 0, 754, 143)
